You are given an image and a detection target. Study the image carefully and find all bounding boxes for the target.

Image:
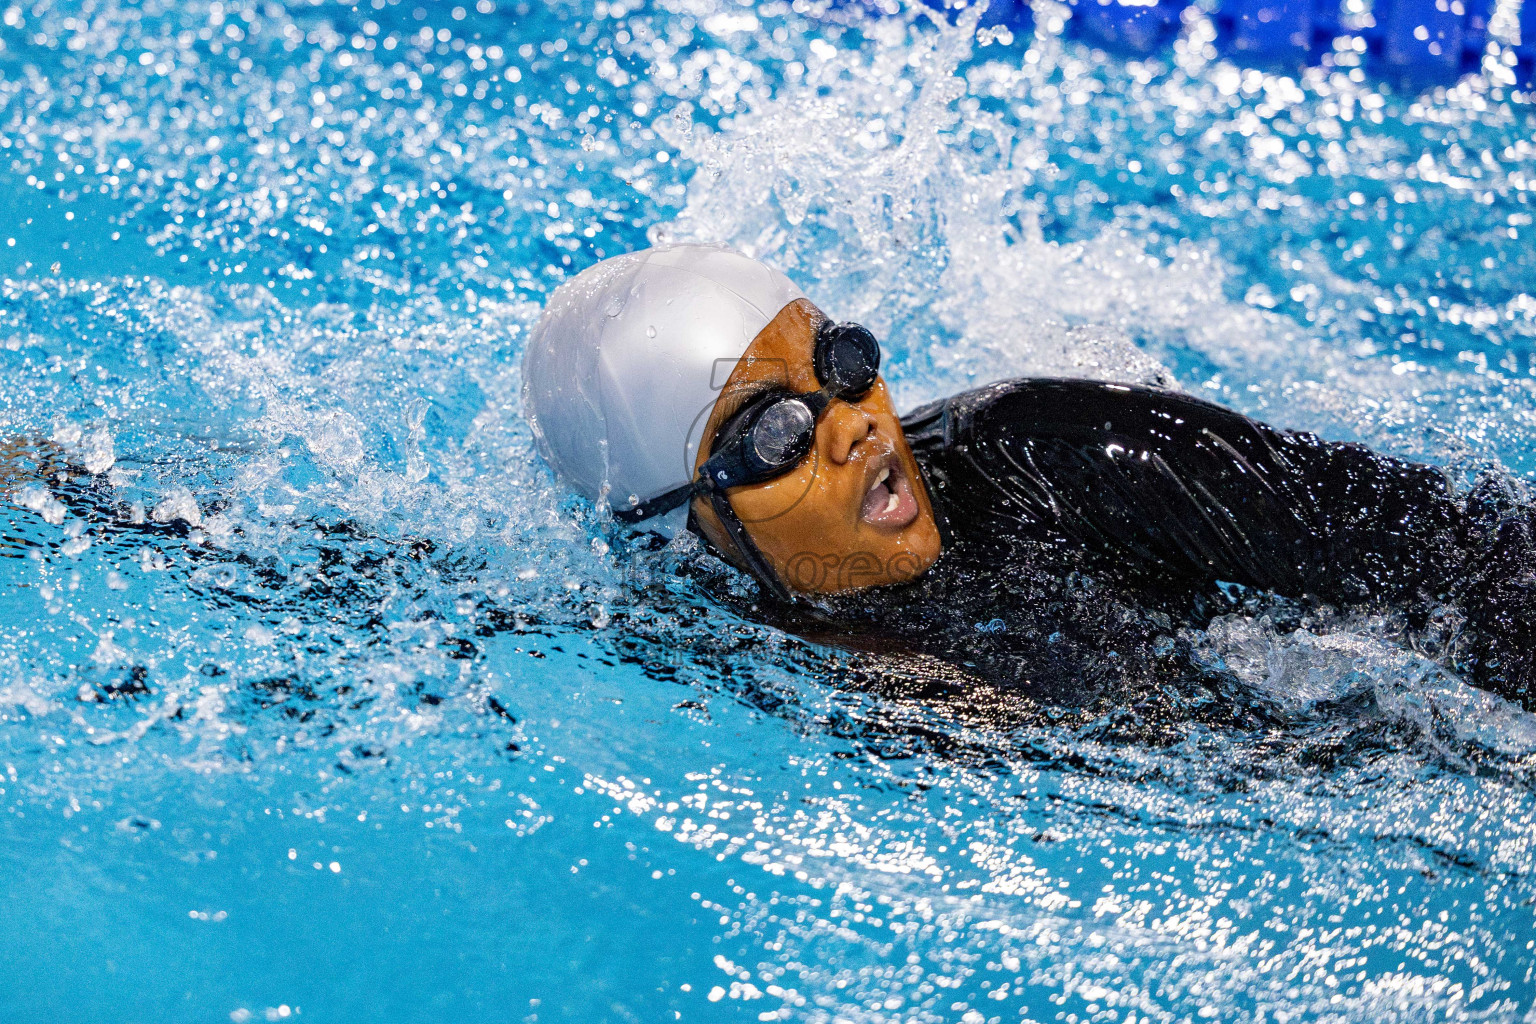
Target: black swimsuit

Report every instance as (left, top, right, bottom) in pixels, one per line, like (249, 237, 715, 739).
(782, 379, 1535, 705)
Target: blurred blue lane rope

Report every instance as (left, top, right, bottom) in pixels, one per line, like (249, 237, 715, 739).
(833, 0, 1533, 85)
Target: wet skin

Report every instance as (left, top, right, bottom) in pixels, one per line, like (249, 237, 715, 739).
(691, 298, 944, 594)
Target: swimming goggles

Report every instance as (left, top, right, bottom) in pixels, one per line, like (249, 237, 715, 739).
(614, 319, 881, 595)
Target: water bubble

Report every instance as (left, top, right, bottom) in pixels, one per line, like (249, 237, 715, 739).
(81, 428, 115, 475)
(15, 485, 66, 525)
(50, 419, 82, 446)
(150, 489, 202, 528)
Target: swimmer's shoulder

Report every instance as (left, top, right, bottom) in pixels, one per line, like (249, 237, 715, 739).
(902, 376, 1248, 443)
(900, 378, 1051, 435)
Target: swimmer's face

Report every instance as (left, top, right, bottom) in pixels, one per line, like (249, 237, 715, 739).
(691, 298, 942, 594)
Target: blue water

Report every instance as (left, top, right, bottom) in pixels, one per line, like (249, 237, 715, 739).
(2, 1, 1536, 1021)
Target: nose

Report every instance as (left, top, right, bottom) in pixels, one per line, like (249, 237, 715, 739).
(822, 400, 877, 465)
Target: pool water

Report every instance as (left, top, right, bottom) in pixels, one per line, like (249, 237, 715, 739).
(2, 1, 1535, 1021)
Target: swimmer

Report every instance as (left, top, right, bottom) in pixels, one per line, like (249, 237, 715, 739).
(524, 244, 1536, 702)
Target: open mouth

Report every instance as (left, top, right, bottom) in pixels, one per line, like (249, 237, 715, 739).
(859, 456, 920, 529)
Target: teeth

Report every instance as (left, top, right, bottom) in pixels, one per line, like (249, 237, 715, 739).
(869, 467, 889, 494)
(884, 491, 899, 514)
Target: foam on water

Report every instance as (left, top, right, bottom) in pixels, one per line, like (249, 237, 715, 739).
(1, 1, 1535, 1021)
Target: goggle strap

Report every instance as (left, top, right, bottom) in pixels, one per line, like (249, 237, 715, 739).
(711, 491, 794, 604)
(613, 478, 792, 602)
(611, 480, 701, 524)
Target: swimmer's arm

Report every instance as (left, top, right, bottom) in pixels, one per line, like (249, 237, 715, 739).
(915, 379, 1467, 605)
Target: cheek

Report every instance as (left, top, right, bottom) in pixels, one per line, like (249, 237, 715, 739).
(730, 464, 862, 557)
(728, 463, 823, 528)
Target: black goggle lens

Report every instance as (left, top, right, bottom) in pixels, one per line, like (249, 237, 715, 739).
(814, 321, 880, 399)
(748, 396, 816, 471)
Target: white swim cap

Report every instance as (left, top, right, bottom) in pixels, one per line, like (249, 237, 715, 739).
(522, 243, 806, 536)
